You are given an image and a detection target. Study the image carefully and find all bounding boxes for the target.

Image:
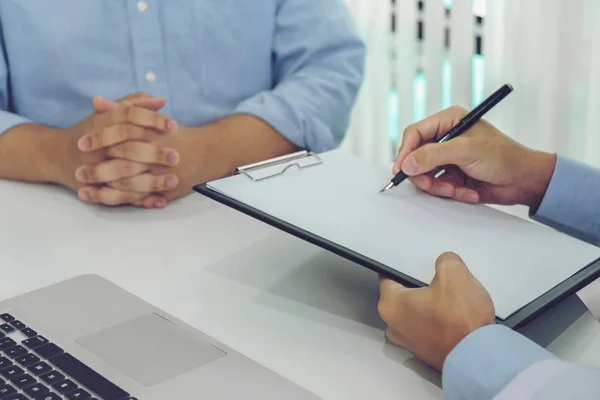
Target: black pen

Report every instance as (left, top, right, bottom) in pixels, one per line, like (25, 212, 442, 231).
(379, 83, 514, 193)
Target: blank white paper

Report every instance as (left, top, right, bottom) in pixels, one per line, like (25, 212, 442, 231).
(209, 150, 600, 319)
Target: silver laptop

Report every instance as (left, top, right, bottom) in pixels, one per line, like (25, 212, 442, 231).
(0, 275, 318, 400)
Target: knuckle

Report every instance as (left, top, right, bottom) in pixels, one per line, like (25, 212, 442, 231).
(118, 141, 137, 158)
(128, 125, 145, 140)
(90, 115, 102, 131)
(117, 160, 134, 176)
(435, 252, 464, 274)
(449, 105, 468, 118)
(131, 92, 149, 99)
(86, 189, 100, 203)
(153, 113, 164, 128)
(117, 124, 130, 142)
(385, 328, 404, 346)
(82, 167, 97, 183)
(88, 129, 101, 148)
(154, 146, 168, 163)
(151, 177, 164, 192)
(116, 177, 133, 190)
(402, 124, 416, 138)
(413, 147, 428, 166)
(125, 106, 138, 122)
(104, 190, 131, 206)
(377, 300, 396, 324)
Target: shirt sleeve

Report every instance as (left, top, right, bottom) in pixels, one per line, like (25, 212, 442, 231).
(0, 26, 32, 136)
(442, 325, 556, 400)
(531, 155, 600, 246)
(233, 0, 365, 152)
(494, 358, 600, 400)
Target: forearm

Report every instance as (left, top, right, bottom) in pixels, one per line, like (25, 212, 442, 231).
(193, 114, 298, 180)
(0, 123, 66, 184)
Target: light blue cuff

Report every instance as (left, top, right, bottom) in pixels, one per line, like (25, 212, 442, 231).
(0, 109, 32, 136)
(233, 91, 337, 153)
(531, 155, 600, 245)
(442, 325, 555, 400)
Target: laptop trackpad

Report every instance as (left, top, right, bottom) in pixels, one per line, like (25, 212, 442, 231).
(76, 313, 226, 386)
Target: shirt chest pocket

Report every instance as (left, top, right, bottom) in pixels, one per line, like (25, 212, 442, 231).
(193, 1, 275, 104)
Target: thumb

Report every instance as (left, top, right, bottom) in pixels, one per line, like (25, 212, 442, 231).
(401, 140, 473, 176)
(92, 96, 118, 113)
(430, 251, 472, 287)
(92, 95, 167, 113)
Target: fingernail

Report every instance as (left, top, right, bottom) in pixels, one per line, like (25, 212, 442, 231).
(78, 190, 90, 202)
(78, 137, 91, 151)
(168, 151, 180, 165)
(153, 198, 167, 208)
(165, 176, 178, 189)
(75, 169, 86, 182)
(402, 155, 419, 175)
(166, 119, 178, 132)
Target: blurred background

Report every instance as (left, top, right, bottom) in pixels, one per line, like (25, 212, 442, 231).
(342, 0, 600, 168)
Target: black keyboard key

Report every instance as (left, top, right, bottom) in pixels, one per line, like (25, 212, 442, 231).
(5, 394, 27, 400)
(0, 315, 14, 323)
(0, 366, 23, 379)
(52, 379, 77, 394)
(0, 338, 15, 352)
(0, 357, 12, 370)
(0, 325, 14, 334)
(14, 353, 39, 367)
(4, 346, 27, 359)
(28, 362, 52, 376)
(66, 388, 92, 400)
(10, 373, 36, 389)
(8, 322, 24, 331)
(20, 328, 36, 338)
(50, 353, 129, 400)
(39, 370, 64, 385)
(0, 383, 16, 397)
(22, 336, 49, 350)
(23, 383, 49, 397)
(32, 393, 60, 400)
(0, 332, 4, 339)
(33, 343, 63, 359)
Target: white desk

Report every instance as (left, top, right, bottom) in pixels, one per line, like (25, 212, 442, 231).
(1, 180, 600, 399)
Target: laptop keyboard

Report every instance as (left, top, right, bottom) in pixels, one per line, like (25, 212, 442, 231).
(0, 313, 137, 400)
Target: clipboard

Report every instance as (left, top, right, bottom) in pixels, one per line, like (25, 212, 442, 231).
(194, 150, 600, 330)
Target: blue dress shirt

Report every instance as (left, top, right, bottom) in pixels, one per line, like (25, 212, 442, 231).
(442, 155, 600, 399)
(0, 0, 365, 152)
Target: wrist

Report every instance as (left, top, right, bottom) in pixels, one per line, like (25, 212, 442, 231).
(38, 127, 77, 186)
(519, 150, 557, 210)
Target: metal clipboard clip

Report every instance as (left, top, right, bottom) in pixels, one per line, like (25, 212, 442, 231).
(234, 150, 323, 182)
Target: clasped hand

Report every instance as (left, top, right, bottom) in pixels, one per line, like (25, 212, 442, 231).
(63, 93, 182, 208)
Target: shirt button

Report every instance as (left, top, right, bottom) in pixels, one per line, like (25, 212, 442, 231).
(145, 71, 157, 82)
(137, 1, 148, 12)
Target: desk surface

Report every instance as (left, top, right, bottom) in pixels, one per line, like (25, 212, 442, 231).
(2, 180, 600, 399)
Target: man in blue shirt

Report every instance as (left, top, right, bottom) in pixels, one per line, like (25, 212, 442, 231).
(378, 106, 600, 399)
(0, 1, 364, 208)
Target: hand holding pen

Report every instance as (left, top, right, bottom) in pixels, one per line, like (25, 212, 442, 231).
(381, 85, 557, 209)
(380, 84, 513, 193)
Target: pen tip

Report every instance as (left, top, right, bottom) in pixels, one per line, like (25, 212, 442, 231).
(379, 182, 394, 194)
